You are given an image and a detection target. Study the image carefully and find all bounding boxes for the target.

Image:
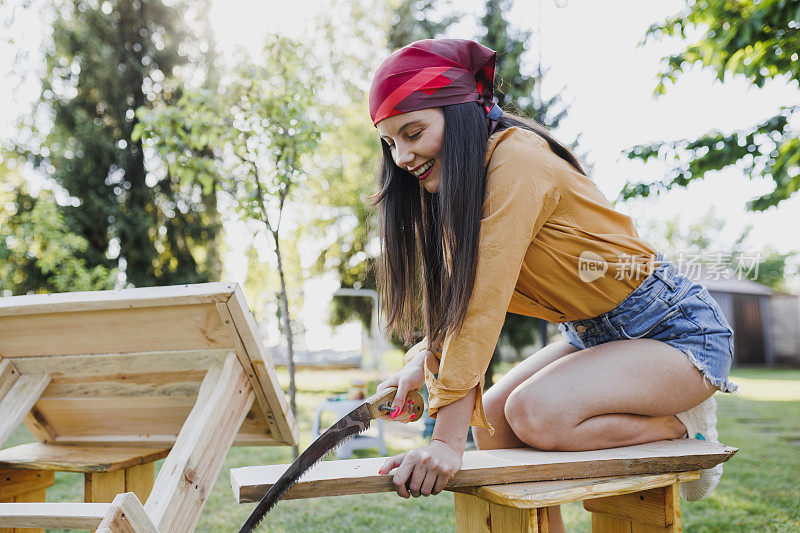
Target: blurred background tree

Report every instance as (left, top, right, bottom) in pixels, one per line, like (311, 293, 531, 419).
(135, 35, 320, 456)
(302, 0, 461, 345)
(9, 0, 222, 293)
(622, 0, 800, 212)
(0, 158, 116, 293)
(640, 207, 798, 294)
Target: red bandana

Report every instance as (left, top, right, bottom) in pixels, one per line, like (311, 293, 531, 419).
(369, 39, 500, 126)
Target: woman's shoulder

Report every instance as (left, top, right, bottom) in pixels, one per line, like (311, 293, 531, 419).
(484, 126, 552, 167)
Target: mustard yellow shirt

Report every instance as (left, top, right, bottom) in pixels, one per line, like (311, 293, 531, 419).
(408, 126, 658, 433)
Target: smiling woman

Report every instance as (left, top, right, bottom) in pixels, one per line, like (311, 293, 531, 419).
(366, 38, 737, 533)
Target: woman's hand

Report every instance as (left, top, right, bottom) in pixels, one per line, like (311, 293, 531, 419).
(375, 348, 430, 416)
(378, 439, 462, 497)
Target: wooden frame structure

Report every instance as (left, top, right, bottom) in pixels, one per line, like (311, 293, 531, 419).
(0, 283, 297, 532)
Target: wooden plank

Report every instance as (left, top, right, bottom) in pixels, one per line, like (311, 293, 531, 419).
(459, 472, 699, 509)
(225, 287, 299, 444)
(96, 493, 157, 533)
(124, 464, 155, 504)
(8, 488, 48, 533)
(0, 282, 236, 317)
(9, 349, 230, 376)
(0, 360, 18, 400)
(585, 487, 671, 527)
(85, 470, 126, 503)
(231, 440, 737, 503)
(41, 375, 204, 399)
(0, 503, 108, 529)
(0, 444, 169, 474)
(591, 513, 631, 533)
(488, 503, 544, 533)
(454, 492, 490, 533)
(144, 353, 254, 532)
(0, 304, 234, 358)
(215, 302, 278, 443)
(22, 407, 56, 444)
(34, 396, 196, 440)
(0, 375, 50, 449)
(0, 471, 54, 502)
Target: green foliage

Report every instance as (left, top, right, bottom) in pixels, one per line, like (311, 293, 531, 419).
(386, 0, 460, 49)
(14, 0, 220, 288)
(622, 0, 800, 210)
(0, 162, 116, 294)
(301, 0, 459, 335)
(480, 0, 567, 126)
(639, 207, 797, 292)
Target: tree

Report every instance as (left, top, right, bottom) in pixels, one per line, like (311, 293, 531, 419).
(15, 0, 221, 288)
(0, 158, 116, 294)
(135, 36, 320, 457)
(302, 0, 460, 340)
(480, 0, 567, 126)
(386, 0, 460, 49)
(639, 207, 797, 293)
(621, 0, 800, 211)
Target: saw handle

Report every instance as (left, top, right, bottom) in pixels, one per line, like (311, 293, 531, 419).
(367, 387, 424, 423)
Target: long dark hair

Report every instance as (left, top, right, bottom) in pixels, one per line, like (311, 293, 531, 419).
(371, 102, 585, 349)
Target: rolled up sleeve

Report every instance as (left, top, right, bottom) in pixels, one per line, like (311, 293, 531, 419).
(425, 129, 562, 434)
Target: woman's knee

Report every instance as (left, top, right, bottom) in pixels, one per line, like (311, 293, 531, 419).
(504, 387, 565, 450)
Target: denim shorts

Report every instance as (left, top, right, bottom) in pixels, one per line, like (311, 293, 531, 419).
(557, 253, 738, 394)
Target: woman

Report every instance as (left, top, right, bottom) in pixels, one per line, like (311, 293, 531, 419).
(371, 39, 736, 530)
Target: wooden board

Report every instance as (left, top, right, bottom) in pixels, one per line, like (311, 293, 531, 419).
(231, 440, 737, 503)
(455, 471, 699, 508)
(0, 444, 169, 473)
(0, 282, 296, 447)
(0, 503, 108, 530)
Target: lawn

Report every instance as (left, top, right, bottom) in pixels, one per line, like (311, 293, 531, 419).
(3, 367, 799, 532)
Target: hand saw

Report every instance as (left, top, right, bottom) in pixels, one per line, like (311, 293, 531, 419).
(239, 387, 424, 532)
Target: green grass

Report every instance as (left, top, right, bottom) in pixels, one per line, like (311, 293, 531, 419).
(3, 366, 799, 532)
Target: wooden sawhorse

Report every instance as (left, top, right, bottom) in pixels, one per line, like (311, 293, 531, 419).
(453, 471, 698, 532)
(232, 440, 737, 533)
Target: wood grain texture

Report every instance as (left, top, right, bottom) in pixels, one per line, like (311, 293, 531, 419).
(124, 464, 154, 504)
(85, 470, 125, 503)
(96, 492, 157, 533)
(0, 470, 54, 502)
(0, 503, 108, 529)
(145, 353, 254, 532)
(0, 375, 50, 449)
(0, 282, 236, 317)
(0, 360, 17, 400)
(0, 304, 234, 358)
(9, 350, 230, 376)
(222, 288, 299, 444)
(231, 440, 737, 503)
(458, 471, 699, 509)
(585, 482, 681, 532)
(454, 492, 490, 533)
(0, 444, 169, 473)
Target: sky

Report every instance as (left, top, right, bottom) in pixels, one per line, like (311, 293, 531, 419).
(1, 0, 798, 350)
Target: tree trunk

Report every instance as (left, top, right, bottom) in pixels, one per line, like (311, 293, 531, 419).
(271, 229, 299, 459)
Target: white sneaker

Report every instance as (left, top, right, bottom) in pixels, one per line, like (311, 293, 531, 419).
(674, 396, 723, 501)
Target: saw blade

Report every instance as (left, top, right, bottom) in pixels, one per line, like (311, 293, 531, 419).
(238, 402, 373, 532)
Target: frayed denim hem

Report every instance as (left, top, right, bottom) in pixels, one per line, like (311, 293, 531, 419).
(676, 345, 739, 396)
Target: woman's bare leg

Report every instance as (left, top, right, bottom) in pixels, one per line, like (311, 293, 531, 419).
(472, 340, 580, 533)
(504, 338, 715, 452)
